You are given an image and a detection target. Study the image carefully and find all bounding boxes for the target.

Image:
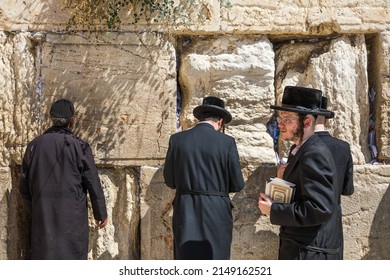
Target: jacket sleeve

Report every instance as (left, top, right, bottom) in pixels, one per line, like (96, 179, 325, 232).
(81, 143, 108, 221)
(163, 136, 175, 189)
(341, 145, 354, 196)
(270, 148, 336, 227)
(19, 145, 32, 205)
(227, 139, 245, 193)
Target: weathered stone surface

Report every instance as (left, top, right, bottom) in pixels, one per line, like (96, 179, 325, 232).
(179, 36, 277, 174)
(0, 32, 41, 167)
(2, 1, 389, 34)
(343, 165, 390, 259)
(275, 35, 370, 164)
(1, 1, 390, 261)
(88, 168, 140, 260)
(0, 168, 11, 259)
(373, 32, 390, 161)
(221, 1, 389, 34)
(39, 32, 176, 166)
(140, 166, 175, 260)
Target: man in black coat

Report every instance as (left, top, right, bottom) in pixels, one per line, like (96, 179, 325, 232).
(314, 96, 354, 259)
(258, 86, 339, 260)
(163, 96, 245, 260)
(19, 99, 108, 259)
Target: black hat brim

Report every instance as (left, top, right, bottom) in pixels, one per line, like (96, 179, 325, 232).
(270, 105, 333, 118)
(193, 105, 232, 124)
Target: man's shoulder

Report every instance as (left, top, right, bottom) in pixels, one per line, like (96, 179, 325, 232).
(318, 133, 351, 152)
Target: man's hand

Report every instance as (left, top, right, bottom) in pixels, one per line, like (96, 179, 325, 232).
(96, 218, 108, 229)
(277, 163, 287, 179)
(258, 193, 273, 217)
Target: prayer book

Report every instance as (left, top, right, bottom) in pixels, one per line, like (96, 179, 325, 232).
(265, 177, 296, 203)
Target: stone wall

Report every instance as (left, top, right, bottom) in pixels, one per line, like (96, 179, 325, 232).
(0, 1, 389, 260)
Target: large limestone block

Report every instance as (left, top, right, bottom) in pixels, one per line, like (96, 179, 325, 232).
(221, 1, 389, 34)
(373, 32, 390, 160)
(0, 0, 69, 31)
(39, 32, 176, 166)
(140, 166, 175, 260)
(231, 165, 279, 260)
(88, 168, 140, 260)
(275, 35, 369, 164)
(0, 0, 221, 33)
(0, 32, 39, 167)
(0, 168, 11, 259)
(0, 32, 14, 167)
(179, 36, 277, 173)
(3, 166, 30, 260)
(342, 165, 390, 260)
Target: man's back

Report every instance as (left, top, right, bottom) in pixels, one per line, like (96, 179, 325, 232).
(164, 123, 244, 193)
(315, 130, 354, 260)
(315, 131, 354, 197)
(163, 122, 244, 259)
(20, 126, 107, 259)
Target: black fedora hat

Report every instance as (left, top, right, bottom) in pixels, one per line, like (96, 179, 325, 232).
(193, 96, 232, 124)
(270, 86, 332, 118)
(320, 96, 335, 119)
(50, 99, 75, 118)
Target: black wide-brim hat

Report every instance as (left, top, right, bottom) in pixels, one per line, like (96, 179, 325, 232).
(193, 96, 232, 124)
(320, 96, 335, 119)
(270, 86, 333, 118)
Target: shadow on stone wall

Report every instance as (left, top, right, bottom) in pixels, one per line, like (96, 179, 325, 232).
(362, 184, 390, 260)
(231, 164, 279, 259)
(141, 166, 175, 260)
(7, 166, 30, 260)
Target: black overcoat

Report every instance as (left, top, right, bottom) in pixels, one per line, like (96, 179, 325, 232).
(270, 134, 338, 260)
(19, 126, 107, 259)
(315, 131, 354, 259)
(163, 123, 245, 260)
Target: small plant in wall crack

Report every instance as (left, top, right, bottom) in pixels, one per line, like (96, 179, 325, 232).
(61, 0, 188, 30)
(61, 0, 232, 31)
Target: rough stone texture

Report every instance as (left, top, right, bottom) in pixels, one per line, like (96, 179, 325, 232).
(221, 0, 390, 34)
(179, 36, 277, 174)
(0, 32, 38, 167)
(88, 168, 140, 260)
(373, 32, 390, 161)
(1, 1, 390, 260)
(275, 34, 370, 164)
(39, 32, 176, 166)
(343, 165, 390, 260)
(140, 166, 175, 260)
(0, 168, 11, 257)
(2, 1, 389, 34)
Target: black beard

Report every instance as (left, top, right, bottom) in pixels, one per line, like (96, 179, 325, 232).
(292, 119, 304, 142)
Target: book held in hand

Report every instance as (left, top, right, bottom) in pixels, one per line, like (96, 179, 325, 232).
(265, 177, 296, 203)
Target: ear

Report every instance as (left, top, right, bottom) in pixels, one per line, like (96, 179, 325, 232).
(303, 116, 312, 128)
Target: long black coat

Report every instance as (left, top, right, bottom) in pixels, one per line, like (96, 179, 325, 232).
(271, 134, 338, 260)
(315, 131, 354, 259)
(19, 126, 107, 260)
(163, 123, 245, 260)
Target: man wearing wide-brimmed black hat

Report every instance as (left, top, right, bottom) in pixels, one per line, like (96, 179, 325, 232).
(258, 86, 339, 260)
(163, 96, 244, 260)
(20, 99, 108, 260)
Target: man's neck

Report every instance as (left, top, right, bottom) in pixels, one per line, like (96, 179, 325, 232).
(198, 120, 219, 131)
(314, 124, 326, 132)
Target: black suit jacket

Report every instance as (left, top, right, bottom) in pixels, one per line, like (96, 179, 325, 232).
(163, 122, 244, 259)
(271, 134, 338, 259)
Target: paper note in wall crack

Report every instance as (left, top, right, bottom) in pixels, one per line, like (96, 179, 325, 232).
(265, 178, 296, 203)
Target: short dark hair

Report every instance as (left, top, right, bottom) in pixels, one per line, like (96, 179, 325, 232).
(51, 117, 71, 127)
(199, 113, 222, 122)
